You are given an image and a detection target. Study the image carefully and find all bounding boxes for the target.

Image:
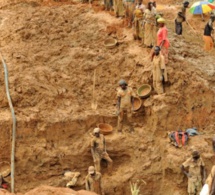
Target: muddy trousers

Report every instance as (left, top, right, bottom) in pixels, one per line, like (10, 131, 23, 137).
(117, 107, 133, 132)
(104, 0, 112, 10)
(134, 19, 144, 40)
(93, 152, 113, 172)
(188, 178, 202, 195)
(153, 80, 164, 94)
(175, 20, 182, 35)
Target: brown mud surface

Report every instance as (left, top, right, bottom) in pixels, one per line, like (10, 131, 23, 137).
(0, 0, 214, 195)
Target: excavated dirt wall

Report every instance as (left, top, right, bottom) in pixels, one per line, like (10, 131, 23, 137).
(0, 1, 214, 195)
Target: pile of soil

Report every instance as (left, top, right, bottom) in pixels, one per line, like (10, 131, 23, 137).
(25, 185, 97, 195)
(0, 186, 97, 195)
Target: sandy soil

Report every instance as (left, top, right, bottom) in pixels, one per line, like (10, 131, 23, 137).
(0, 0, 214, 194)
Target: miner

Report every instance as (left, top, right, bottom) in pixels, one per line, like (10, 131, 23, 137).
(175, 1, 189, 35)
(181, 150, 206, 195)
(116, 79, 135, 133)
(133, 0, 145, 42)
(143, 1, 157, 48)
(151, 46, 167, 94)
(91, 128, 113, 172)
(157, 17, 170, 65)
(85, 166, 104, 195)
(124, 0, 135, 28)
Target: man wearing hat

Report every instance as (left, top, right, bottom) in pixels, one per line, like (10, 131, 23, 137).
(175, 1, 189, 35)
(181, 150, 206, 195)
(91, 128, 113, 172)
(85, 166, 104, 195)
(116, 79, 135, 133)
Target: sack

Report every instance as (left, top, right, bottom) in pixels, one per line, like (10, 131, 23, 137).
(200, 184, 209, 195)
(2, 183, 8, 189)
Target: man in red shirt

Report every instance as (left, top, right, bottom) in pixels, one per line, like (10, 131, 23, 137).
(157, 18, 170, 65)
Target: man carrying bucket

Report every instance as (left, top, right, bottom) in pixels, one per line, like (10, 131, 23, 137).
(116, 79, 135, 133)
(91, 128, 113, 173)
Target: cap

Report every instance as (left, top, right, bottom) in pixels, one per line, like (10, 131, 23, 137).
(154, 46, 160, 51)
(183, 1, 189, 4)
(119, 79, 127, 86)
(93, 128, 100, 134)
(157, 17, 165, 23)
(88, 166, 95, 174)
(192, 150, 200, 157)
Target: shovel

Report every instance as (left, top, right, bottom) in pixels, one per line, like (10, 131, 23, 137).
(91, 69, 97, 110)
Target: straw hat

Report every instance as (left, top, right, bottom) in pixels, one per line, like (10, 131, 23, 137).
(157, 18, 165, 23)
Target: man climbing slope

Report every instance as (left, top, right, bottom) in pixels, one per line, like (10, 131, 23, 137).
(91, 128, 113, 172)
(175, 1, 189, 35)
(151, 46, 167, 94)
(85, 166, 104, 195)
(116, 79, 135, 133)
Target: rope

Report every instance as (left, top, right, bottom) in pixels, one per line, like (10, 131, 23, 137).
(0, 52, 16, 193)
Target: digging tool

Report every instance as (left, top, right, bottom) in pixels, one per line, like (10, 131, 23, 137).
(186, 20, 197, 34)
(91, 69, 98, 110)
(0, 52, 16, 193)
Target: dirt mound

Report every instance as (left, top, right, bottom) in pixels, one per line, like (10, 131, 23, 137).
(25, 185, 97, 195)
(0, 186, 97, 195)
(25, 185, 77, 195)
